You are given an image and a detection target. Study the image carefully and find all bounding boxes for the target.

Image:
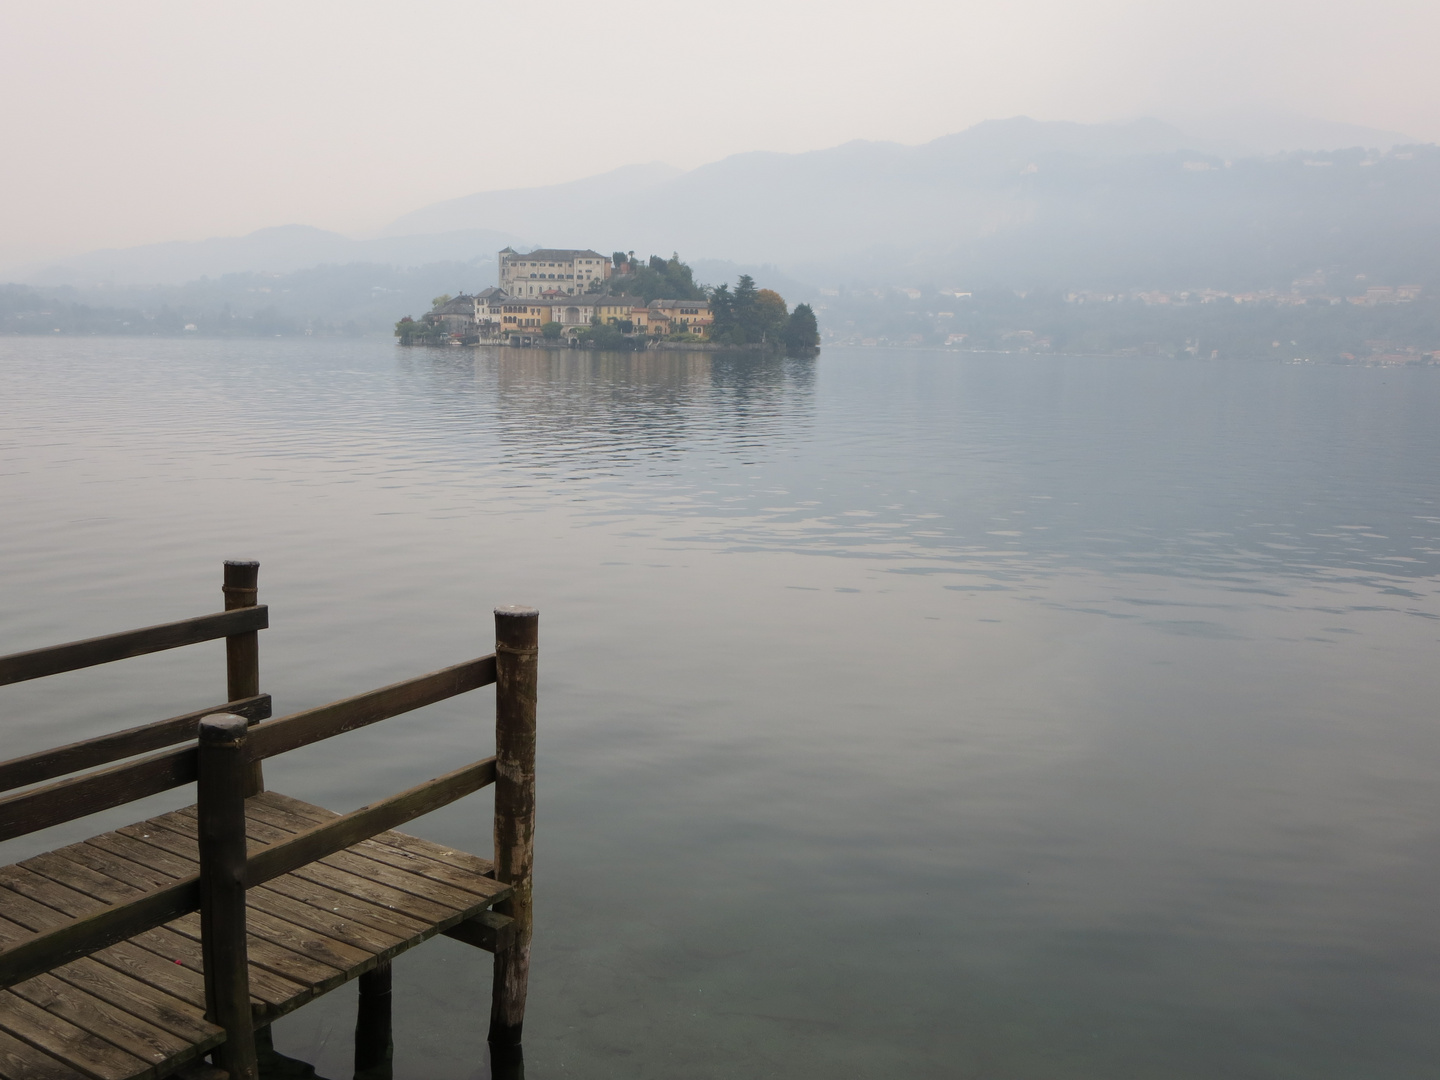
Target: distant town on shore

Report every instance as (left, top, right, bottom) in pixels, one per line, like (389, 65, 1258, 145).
(395, 248, 819, 353)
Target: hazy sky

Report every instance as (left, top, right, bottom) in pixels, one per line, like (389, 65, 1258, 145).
(2, 0, 1437, 269)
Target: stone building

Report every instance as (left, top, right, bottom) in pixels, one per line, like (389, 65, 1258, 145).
(497, 248, 611, 297)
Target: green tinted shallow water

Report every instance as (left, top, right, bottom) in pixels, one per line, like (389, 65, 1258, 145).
(2, 338, 1439, 1079)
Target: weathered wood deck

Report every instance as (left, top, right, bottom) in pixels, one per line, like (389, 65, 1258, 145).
(0, 563, 537, 1080)
(0, 792, 511, 1079)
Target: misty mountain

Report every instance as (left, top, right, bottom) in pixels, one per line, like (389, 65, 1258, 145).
(1162, 110, 1414, 157)
(377, 116, 1439, 291)
(380, 162, 685, 238)
(14, 115, 1437, 300)
(21, 225, 521, 288)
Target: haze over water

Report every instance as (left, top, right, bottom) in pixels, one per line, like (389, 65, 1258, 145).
(3, 337, 1440, 1078)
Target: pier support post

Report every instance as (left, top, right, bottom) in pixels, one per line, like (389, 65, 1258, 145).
(222, 560, 264, 797)
(198, 713, 259, 1080)
(353, 960, 393, 1080)
(488, 605, 537, 1071)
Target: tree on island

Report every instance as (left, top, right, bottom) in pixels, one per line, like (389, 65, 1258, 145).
(707, 275, 784, 346)
(707, 275, 819, 351)
(394, 315, 445, 345)
(598, 252, 705, 303)
(784, 303, 820, 351)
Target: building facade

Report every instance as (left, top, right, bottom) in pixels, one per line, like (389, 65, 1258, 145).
(497, 248, 612, 297)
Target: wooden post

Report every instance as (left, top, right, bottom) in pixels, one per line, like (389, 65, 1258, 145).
(222, 560, 264, 796)
(197, 713, 258, 1080)
(353, 959, 393, 1080)
(488, 605, 537, 1065)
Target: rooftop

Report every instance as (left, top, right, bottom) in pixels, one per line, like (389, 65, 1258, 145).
(502, 248, 607, 262)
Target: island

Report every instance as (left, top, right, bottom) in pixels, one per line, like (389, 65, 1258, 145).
(396, 248, 819, 354)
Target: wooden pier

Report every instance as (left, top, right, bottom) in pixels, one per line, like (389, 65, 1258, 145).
(0, 563, 537, 1080)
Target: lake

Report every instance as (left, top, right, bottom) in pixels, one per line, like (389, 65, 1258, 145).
(2, 337, 1439, 1079)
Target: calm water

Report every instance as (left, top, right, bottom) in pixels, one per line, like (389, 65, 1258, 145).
(3, 338, 1440, 1079)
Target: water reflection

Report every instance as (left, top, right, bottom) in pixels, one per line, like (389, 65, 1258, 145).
(402, 347, 817, 476)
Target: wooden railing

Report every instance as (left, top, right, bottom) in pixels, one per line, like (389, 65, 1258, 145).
(0, 563, 538, 1080)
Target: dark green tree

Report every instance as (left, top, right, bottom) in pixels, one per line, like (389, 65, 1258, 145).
(784, 303, 820, 351)
(601, 251, 706, 303)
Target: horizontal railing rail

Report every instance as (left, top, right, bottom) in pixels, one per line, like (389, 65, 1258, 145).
(0, 755, 498, 991)
(244, 656, 495, 762)
(0, 607, 269, 686)
(0, 657, 496, 842)
(0, 694, 272, 794)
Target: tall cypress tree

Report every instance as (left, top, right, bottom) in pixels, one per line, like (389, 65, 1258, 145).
(732, 275, 759, 343)
(784, 303, 820, 351)
(708, 283, 734, 340)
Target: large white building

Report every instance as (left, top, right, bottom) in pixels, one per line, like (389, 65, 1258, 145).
(498, 247, 611, 297)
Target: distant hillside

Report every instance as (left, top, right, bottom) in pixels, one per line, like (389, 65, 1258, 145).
(13, 115, 1436, 305)
(380, 162, 684, 239)
(21, 225, 520, 288)
(378, 117, 1440, 292)
(1, 260, 499, 337)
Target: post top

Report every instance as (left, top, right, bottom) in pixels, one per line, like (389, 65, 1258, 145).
(494, 605, 539, 618)
(198, 713, 249, 740)
(224, 560, 260, 568)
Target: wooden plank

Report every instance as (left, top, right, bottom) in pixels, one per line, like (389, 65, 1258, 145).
(245, 758, 497, 888)
(344, 841, 501, 900)
(241, 889, 401, 961)
(0, 870, 105, 922)
(315, 850, 497, 914)
(441, 911, 515, 954)
(0, 992, 151, 1080)
(164, 914, 347, 996)
(0, 696, 272, 795)
(283, 863, 459, 928)
(242, 656, 495, 763)
(0, 879, 197, 992)
(124, 927, 303, 1015)
(0, 887, 71, 935)
(363, 830, 496, 878)
(257, 797, 497, 877)
(32, 848, 169, 894)
(108, 827, 195, 869)
(235, 798, 499, 898)
(9, 973, 194, 1068)
(0, 1026, 89, 1080)
(81, 836, 191, 883)
(0, 748, 196, 845)
(0, 608, 268, 687)
(15, 858, 142, 907)
(83, 942, 204, 1015)
(255, 876, 430, 946)
(223, 794, 500, 916)
(0, 919, 27, 950)
(148, 814, 425, 950)
(49, 958, 217, 1046)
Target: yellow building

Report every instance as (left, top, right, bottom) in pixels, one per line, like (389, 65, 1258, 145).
(648, 299, 712, 337)
(594, 299, 636, 326)
(496, 300, 551, 330)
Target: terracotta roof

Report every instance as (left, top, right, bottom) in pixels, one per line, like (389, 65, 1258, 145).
(502, 248, 606, 262)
